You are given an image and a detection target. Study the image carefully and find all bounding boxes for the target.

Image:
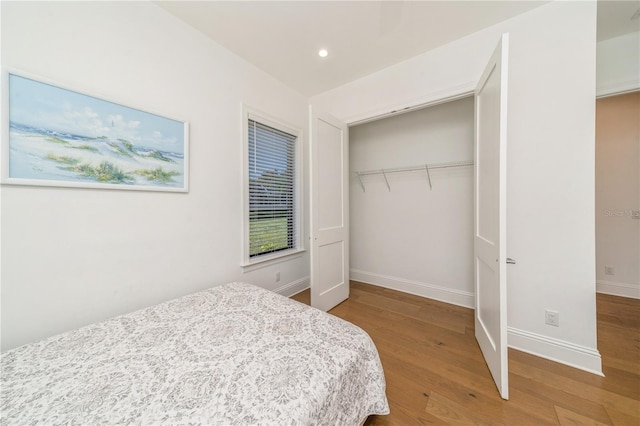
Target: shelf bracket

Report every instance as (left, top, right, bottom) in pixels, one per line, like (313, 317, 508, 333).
(356, 172, 366, 192)
(424, 165, 432, 191)
(381, 169, 391, 191)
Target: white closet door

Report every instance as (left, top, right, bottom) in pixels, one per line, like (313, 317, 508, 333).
(474, 33, 510, 400)
(309, 106, 349, 312)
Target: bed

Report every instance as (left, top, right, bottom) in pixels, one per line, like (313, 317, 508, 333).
(0, 282, 389, 425)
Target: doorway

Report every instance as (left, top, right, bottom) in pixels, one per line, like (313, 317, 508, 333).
(595, 91, 640, 299)
(348, 97, 475, 308)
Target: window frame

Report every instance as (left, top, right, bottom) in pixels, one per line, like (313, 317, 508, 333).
(241, 105, 304, 268)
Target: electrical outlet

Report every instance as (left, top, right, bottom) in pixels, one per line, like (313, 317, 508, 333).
(605, 265, 614, 276)
(275, 271, 281, 282)
(545, 310, 559, 327)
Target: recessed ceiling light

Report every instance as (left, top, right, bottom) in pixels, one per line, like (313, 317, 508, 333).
(318, 49, 328, 58)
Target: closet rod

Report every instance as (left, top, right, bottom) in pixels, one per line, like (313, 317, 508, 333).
(355, 160, 473, 192)
(356, 161, 473, 176)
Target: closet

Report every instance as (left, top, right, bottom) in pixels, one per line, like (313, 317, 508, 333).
(348, 96, 476, 308)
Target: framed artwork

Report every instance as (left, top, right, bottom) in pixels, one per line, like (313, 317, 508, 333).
(1, 71, 189, 192)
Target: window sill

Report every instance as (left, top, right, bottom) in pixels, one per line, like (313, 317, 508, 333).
(241, 248, 306, 272)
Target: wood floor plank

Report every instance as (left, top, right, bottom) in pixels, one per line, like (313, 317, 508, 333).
(601, 357, 640, 377)
(336, 300, 486, 367)
(509, 371, 613, 424)
(364, 407, 441, 426)
(554, 405, 611, 426)
(425, 391, 500, 425)
(290, 284, 640, 425)
(598, 366, 640, 400)
(351, 282, 470, 334)
(597, 293, 640, 309)
(347, 292, 466, 335)
(352, 281, 474, 319)
(509, 354, 639, 418)
(510, 349, 640, 400)
(604, 406, 640, 426)
(597, 324, 640, 367)
(347, 290, 422, 317)
(384, 373, 431, 415)
(597, 313, 640, 330)
(289, 289, 309, 305)
(332, 298, 481, 361)
(377, 351, 553, 425)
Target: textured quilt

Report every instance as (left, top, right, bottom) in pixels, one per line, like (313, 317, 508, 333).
(1, 282, 389, 425)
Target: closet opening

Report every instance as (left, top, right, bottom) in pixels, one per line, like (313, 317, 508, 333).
(348, 95, 476, 309)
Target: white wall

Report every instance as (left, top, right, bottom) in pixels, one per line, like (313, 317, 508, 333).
(596, 92, 640, 298)
(596, 32, 640, 97)
(349, 98, 475, 307)
(0, 1, 310, 351)
(312, 1, 601, 374)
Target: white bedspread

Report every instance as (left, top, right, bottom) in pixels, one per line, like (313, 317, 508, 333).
(1, 282, 389, 425)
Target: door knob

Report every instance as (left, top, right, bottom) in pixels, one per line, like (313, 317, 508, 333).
(507, 258, 516, 264)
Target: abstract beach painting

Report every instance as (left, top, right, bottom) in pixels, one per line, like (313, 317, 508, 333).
(4, 73, 188, 191)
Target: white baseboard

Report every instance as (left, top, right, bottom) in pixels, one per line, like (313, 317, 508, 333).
(596, 80, 640, 98)
(274, 276, 310, 297)
(596, 280, 640, 299)
(508, 327, 603, 376)
(350, 269, 474, 308)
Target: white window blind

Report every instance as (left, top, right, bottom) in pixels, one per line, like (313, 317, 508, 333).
(248, 119, 297, 258)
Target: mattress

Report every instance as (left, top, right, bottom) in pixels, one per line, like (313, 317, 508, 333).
(1, 282, 389, 425)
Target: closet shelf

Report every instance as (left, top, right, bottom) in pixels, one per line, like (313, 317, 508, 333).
(355, 160, 473, 192)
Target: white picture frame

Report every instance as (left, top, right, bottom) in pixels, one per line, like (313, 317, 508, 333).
(1, 70, 189, 192)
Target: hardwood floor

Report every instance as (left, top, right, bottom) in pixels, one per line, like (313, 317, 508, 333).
(290, 281, 640, 425)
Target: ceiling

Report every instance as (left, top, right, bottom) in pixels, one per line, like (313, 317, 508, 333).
(157, 1, 640, 97)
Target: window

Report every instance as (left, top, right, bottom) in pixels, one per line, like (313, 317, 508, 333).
(243, 109, 302, 265)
